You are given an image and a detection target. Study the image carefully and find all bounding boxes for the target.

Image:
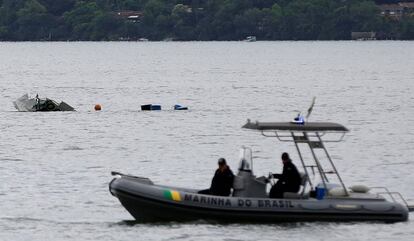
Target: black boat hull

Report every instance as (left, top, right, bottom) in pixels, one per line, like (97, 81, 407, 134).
(109, 175, 409, 223)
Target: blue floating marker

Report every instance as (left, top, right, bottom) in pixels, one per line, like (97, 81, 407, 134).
(174, 104, 188, 110)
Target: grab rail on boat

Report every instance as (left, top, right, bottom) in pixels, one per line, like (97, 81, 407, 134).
(370, 186, 413, 211)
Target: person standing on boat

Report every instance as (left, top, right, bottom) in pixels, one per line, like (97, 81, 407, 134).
(269, 153, 301, 198)
(198, 158, 235, 196)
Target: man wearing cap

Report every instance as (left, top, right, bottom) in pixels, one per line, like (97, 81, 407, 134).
(269, 152, 301, 198)
(199, 158, 235, 196)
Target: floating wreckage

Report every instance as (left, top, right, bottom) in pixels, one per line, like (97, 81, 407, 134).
(141, 104, 188, 111)
(141, 104, 162, 111)
(174, 104, 188, 110)
(13, 94, 75, 112)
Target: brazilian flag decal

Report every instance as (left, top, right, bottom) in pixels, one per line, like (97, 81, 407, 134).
(163, 190, 181, 202)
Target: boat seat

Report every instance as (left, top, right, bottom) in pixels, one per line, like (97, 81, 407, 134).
(283, 172, 308, 199)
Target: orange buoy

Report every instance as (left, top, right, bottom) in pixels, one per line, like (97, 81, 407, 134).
(94, 104, 102, 111)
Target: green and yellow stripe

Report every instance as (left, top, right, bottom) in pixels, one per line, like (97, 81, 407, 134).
(163, 190, 181, 202)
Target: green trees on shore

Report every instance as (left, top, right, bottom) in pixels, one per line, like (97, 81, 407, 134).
(0, 0, 413, 41)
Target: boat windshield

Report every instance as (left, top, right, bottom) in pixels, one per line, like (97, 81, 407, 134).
(238, 147, 253, 172)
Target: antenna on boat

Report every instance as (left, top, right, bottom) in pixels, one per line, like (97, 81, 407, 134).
(306, 97, 316, 120)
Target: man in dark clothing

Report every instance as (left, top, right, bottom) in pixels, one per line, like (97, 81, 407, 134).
(198, 158, 235, 196)
(269, 153, 301, 199)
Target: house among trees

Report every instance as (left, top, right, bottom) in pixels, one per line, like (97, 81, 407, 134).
(379, 4, 405, 18)
(114, 11, 144, 23)
(378, 1, 414, 19)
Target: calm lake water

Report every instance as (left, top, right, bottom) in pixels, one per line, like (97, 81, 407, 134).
(0, 41, 413, 240)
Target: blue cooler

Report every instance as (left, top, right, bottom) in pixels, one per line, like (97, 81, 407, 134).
(316, 186, 326, 200)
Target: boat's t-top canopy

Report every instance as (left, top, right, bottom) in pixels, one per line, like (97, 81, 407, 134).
(243, 120, 349, 132)
(243, 119, 349, 143)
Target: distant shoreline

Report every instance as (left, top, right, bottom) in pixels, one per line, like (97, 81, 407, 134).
(1, 40, 413, 43)
(1, 1, 414, 42)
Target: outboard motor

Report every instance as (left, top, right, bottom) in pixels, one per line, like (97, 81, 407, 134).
(232, 147, 267, 198)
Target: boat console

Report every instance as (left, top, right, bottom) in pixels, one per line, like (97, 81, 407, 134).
(233, 147, 267, 198)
